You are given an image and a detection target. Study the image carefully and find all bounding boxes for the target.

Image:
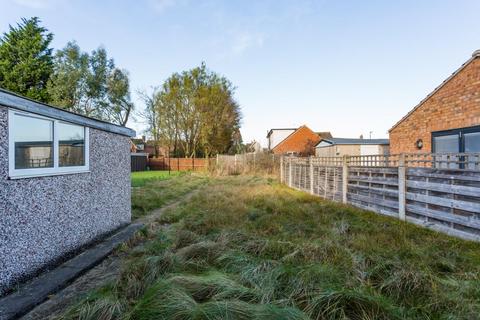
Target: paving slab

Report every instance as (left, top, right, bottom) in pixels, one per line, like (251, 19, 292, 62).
(0, 223, 143, 320)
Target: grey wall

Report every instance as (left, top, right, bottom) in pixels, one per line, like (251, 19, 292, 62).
(0, 106, 131, 295)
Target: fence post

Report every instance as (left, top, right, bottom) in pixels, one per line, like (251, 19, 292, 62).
(398, 153, 406, 221)
(342, 155, 349, 204)
(309, 156, 314, 194)
(234, 154, 238, 173)
(280, 156, 284, 183)
(288, 157, 292, 187)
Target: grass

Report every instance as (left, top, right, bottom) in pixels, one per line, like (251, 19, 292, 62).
(131, 171, 182, 187)
(59, 175, 480, 319)
(131, 172, 208, 219)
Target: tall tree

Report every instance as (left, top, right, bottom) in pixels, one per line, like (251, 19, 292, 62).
(141, 63, 242, 158)
(48, 42, 133, 126)
(138, 87, 162, 157)
(0, 17, 53, 102)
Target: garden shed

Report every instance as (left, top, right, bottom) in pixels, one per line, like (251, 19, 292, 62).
(0, 89, 135, 295)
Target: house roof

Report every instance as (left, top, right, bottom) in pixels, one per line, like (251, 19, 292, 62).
(266, 128, 297, 138)
(316, 131, 333, 139)
(389, 49, 480, 132)
(0, 88, 135, 137)
(316, 138, 389, 147)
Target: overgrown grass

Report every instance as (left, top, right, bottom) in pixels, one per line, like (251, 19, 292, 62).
(131, 171, 182, 187)
(60, 175, 480, 319)
(131, 172, 208, 219)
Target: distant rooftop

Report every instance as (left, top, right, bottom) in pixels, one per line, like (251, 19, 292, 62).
(317, 138, 389, 147)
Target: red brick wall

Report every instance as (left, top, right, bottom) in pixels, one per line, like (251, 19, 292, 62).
(272, 125, 320, 156)
(389, 57, 480, 154)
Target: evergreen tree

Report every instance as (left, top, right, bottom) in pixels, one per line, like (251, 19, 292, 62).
(0, 17, 53, 102)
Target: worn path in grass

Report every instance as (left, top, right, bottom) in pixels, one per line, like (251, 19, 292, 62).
(20, 173, 208, 320)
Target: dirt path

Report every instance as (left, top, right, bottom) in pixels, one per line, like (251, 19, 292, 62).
(20, 187, 202, 320)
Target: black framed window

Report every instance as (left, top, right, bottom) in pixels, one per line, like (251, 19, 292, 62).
(432, 125, 480, 153)
(432, 125, 480, 169)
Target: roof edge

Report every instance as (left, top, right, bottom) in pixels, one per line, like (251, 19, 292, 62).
(389, 50, 480, 132)
(0, 88, 136, 137)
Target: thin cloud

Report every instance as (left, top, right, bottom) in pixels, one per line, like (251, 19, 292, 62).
(231, 31, 265, 55)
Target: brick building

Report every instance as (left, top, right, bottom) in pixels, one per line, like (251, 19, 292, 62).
(389, 50, 480, 154)
(267, 125, 331, 156)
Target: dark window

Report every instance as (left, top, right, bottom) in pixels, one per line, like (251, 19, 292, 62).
(432, 126, 480, 153)
(433, 134, 459, 153)
(432, 125, 480, 169)
(464, 132, 480, 153)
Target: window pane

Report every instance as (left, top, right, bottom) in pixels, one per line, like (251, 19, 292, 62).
(433, 134, 459, 169)
(58, 122, 85, 167)
(14, 114, 54, 169)
(464, 132, 480, 152)
(464, 132, 480, 169)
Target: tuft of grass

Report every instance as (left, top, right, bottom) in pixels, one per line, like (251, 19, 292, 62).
(58, 286, 126, 320)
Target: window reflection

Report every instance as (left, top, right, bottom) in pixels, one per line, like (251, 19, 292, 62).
(14, 114, 54, 169)
(58, 122, 85, 167)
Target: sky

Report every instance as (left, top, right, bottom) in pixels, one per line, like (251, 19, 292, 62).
(1, 0, 480, 147)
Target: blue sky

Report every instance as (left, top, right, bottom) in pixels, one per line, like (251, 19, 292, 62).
(1, 0, 480, 146)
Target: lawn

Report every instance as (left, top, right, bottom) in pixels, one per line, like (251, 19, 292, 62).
(131, 172, 208, 219)
(131, 171, 182, 187)
(61, 175, 480, 319)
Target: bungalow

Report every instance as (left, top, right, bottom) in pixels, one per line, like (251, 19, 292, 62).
(389, 50, 480, 154)
(315, 138, 390, 157)
(267, 125, 332, 156)
(0, 89, 135, 294)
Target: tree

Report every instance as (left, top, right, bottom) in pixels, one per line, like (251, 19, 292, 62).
(138, 87, 162, 157)
(0, 17, 53, 102)
(141, 63, 242, 158)
(48, 42, 133, 126)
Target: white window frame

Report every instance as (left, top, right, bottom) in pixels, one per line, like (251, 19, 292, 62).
(8, 109, 90, 179)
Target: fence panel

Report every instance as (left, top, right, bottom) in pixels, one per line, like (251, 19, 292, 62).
(347, 167, 399, 217)
(405, 167, 480, 238)
(148, 157, 208, 171)
(281, 153, 480, 241)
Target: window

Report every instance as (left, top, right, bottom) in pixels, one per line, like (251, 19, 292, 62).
(432, 126, 480, 153)
(58, 122, 86, 167)
(432, 125, 480, 169)
(9, 110, 89, 178)
(433, 134, 459, 153)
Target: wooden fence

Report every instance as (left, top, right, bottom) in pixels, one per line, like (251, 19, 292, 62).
(281, 153, 480, 241)
(148, 157, 208, 171)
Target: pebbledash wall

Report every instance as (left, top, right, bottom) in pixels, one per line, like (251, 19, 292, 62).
(0, 91, 135, 295)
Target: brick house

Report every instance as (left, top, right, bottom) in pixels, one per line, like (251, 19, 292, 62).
(389, 50, 480, 154)
(267, 125, 332, 156)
